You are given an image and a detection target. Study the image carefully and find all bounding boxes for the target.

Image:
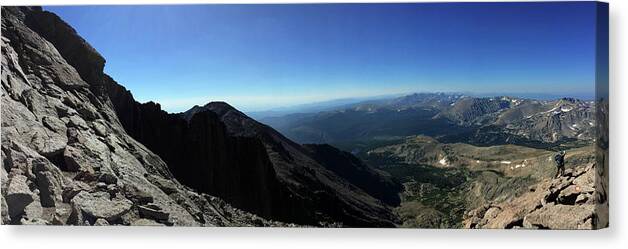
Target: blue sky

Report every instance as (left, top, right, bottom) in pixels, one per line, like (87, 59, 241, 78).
(45, 2, 600, 112)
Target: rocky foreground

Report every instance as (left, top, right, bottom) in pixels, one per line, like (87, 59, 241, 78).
(463, 163, 607, 229)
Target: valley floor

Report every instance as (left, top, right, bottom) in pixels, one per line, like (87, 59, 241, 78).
(351, 136, 597, 228)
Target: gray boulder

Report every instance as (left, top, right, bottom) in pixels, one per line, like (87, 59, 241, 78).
(523, 204, 595, 229)
(131, 218, 165, 226)
(93, 218, 109, 226)
(6, 174, 34, 218)
(69, 191, 132, 224)
(138, 203, 170, 221)
(1, 196, 10, 224)
(31, 158, 64, 207)
(41, 115, 66, 133)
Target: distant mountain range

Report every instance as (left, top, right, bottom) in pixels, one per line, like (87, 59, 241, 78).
(261, 93, 595, 149)
(246, 94, 406, 120)
(247, 92, 593, 119)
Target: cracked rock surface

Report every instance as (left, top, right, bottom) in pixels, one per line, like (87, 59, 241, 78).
(463, 163, 606, 229)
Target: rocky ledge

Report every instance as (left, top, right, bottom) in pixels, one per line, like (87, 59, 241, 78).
(463, 163, 606, 229)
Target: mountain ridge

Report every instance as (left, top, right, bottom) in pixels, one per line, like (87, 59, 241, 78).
(262, 93, 595, 149)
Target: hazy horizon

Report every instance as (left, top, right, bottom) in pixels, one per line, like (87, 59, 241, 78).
(45, 2, 600, 113)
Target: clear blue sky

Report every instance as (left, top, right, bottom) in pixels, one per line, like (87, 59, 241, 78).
(45, 2, 600, 112)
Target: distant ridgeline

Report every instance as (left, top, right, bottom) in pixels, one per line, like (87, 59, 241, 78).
(261, 93, 596, 151)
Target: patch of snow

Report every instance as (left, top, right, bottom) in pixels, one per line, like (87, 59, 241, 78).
(500, 161, 512, 164)
(439, 157, 448, 166)
(544, 107, 559, 113)
(552, 132, 558, 140)
(561, 106, 573, 112)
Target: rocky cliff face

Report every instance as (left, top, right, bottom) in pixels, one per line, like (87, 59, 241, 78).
(1, 6, 397, 227)
(180, 103, 398, 226)
(101, 86, 294, 223)
(104, 91, 398, 227)
(1, 6, 288, 227)
(463, 163, 606, 229)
